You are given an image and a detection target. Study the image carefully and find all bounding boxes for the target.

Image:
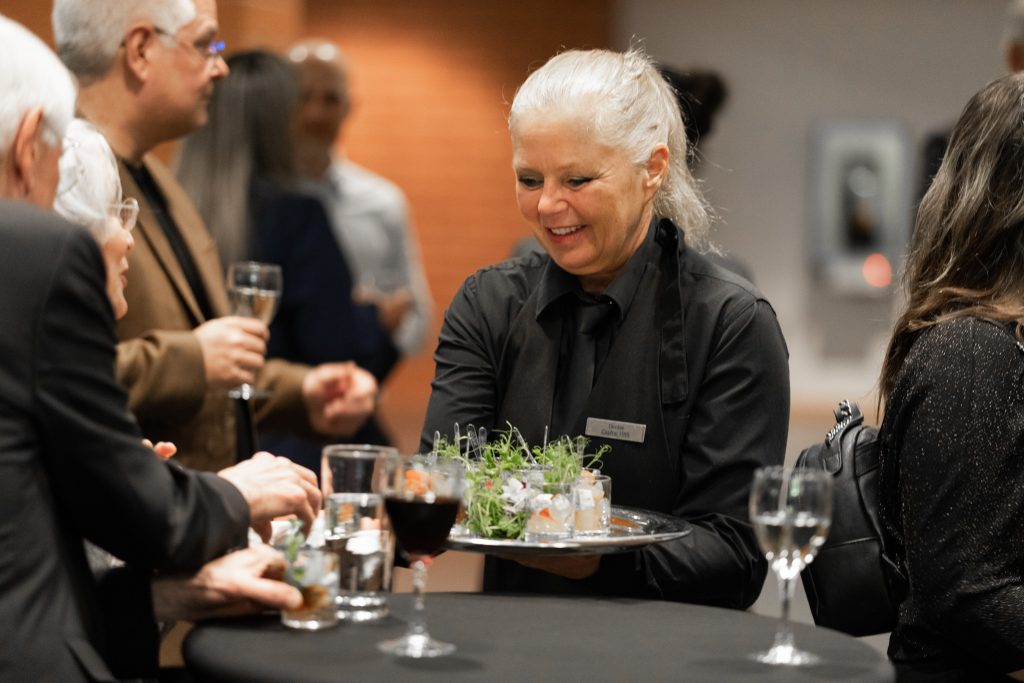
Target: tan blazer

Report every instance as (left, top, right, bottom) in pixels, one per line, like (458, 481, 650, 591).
(116, 155, 310, 472)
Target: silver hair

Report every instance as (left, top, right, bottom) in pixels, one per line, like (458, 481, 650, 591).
(54, 119, 122, 244)
(509, 48, 713, 251)
(0, 14, 76, 154)
(287, 38, 352, 117)
(52, 0, 196, 83)
(176, 50, 299, 266)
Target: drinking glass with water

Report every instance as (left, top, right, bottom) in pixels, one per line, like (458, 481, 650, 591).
(749, 465, 832, 666)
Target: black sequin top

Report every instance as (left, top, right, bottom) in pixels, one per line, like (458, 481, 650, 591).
(879, 317, 1024, 681)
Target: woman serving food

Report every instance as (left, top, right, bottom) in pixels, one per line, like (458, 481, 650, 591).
(421, 48, 789, 606)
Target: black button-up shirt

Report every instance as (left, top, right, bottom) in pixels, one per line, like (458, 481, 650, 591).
(421, 219, 790, 607)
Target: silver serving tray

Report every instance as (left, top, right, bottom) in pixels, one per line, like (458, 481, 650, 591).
(444, 505, 692, 556)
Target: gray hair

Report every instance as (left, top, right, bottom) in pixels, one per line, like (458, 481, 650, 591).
(54, 119, 122, 243)
(0, 14, 76, 154)
(52, 0, 195, 83)
(509, 48, 713, 251)
(176, 50, 299, 266)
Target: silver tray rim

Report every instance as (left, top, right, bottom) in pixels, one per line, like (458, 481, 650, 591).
(444, 505, 692, 556)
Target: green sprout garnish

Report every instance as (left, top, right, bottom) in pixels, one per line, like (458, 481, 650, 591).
(435, 425, 609, 540)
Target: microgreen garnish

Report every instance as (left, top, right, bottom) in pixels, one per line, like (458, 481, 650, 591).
(435, 425, 608, 539)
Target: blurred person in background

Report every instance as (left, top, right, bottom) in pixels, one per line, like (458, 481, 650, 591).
(176, 49, 396, 473)
(878, 73, 1024, 682)
(422, 48, 789, 606)
(288, 39, 433, 366)
(0, 15, 320, 681)
(52, 0, 379, 473)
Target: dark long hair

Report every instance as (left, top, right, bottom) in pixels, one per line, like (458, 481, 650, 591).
(176, 50, 299, 266)
(879, 73, 1024, 402)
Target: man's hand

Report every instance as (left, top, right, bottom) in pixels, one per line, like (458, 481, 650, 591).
(302, 362, 378, 437)
(506, 554, 601, 580)
(193, 316, 269, 390)
(151, 545, 301, 622)
(218, 452, 321, 541)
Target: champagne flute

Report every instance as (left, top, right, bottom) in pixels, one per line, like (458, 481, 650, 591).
(749, 465, 832, 666)
(226, 261, 282, 400)
(376, 454, 465, 658)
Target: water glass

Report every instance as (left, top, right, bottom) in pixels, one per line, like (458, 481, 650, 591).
(280, 547, 340, 631)
(321, 444, 398, 622)
(322, 444, 398, 494)
(324, 492, 393, 621)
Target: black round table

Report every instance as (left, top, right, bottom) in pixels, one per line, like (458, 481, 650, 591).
(184, 593, 893, 683)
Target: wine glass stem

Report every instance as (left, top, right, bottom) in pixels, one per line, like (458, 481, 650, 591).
(409, 558, 428, 637)
(773, 570, 796, 651)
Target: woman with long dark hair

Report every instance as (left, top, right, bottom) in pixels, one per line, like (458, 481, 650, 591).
(878, 73, 1024, 682)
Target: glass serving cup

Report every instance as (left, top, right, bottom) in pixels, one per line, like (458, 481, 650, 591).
(573, 471, 611, 536)
(280, 547, 340, 631)
(523, 478, 574, 542)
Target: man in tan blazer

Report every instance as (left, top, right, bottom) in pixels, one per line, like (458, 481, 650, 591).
(53, 0, 379, 472)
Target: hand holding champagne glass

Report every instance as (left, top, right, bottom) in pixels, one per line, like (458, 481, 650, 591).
(376, 454, 465, 658)
(226, 261, 282, 400)
(749, 466, 832, 666)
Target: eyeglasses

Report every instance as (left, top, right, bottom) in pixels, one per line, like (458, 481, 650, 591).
(110, 198, 139, 232)
(154, 26, 226, 62)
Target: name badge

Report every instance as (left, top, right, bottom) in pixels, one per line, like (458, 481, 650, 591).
(585, 417, 646, 444)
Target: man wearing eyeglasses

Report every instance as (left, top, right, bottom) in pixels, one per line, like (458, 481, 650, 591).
(52, 0, 380, 473)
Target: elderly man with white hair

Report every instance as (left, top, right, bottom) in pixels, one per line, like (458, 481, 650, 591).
(0, 14, 328, 682)
(51, 0, 380, 473)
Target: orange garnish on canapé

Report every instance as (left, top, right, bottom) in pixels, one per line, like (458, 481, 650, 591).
(539, 508, 553, 520)
(404, 469, 432, 495)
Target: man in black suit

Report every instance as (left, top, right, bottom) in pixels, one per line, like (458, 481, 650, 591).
(0, 15, 322, 682)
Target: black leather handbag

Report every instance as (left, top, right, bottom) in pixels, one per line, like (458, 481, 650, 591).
(795, 400, 906, 637)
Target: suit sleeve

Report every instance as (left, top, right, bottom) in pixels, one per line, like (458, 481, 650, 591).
(115, 330, 207, 424)
(93, 566, 160, 680)
(35, 229, 250, 571)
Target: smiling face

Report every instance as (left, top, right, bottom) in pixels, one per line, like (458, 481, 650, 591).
(512, 113, 667, 293)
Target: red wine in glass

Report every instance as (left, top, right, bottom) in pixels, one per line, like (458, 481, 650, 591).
(385, 496, 461, 558)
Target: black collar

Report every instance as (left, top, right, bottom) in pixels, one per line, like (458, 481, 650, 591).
(535, 216, 659, 321)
